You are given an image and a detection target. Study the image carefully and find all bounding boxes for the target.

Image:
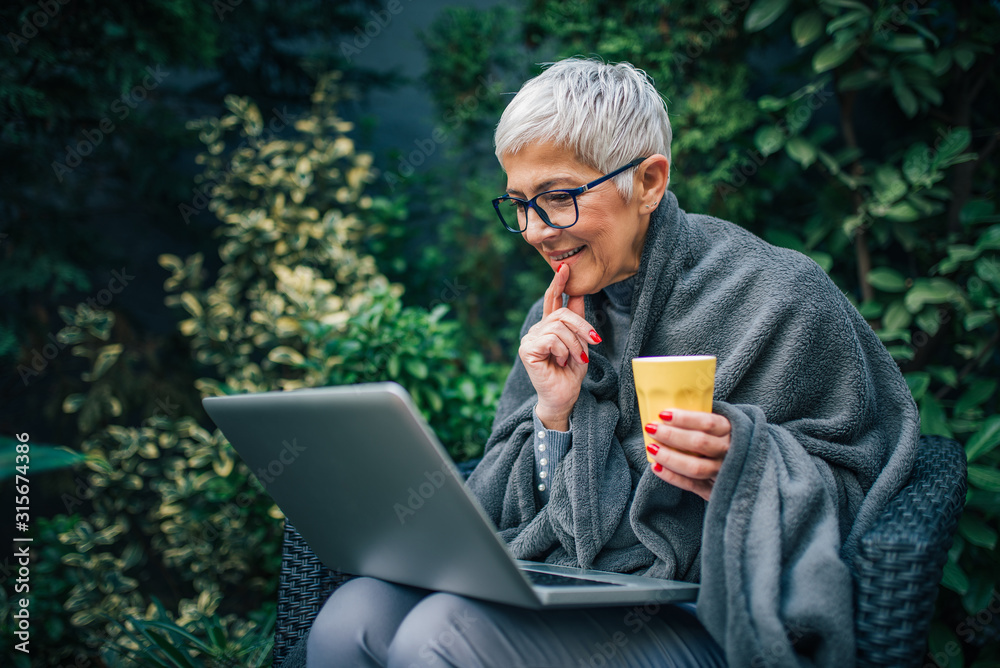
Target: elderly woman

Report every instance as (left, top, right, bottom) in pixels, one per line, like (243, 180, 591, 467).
(306, 58, 918, 667)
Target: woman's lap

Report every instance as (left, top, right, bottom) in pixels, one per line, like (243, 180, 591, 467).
(306, 576, 726, 668)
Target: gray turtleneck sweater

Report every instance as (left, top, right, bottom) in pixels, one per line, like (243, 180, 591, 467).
(532, 274, 636, 504)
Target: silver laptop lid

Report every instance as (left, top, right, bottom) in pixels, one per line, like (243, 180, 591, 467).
(203, 383, 542, 608)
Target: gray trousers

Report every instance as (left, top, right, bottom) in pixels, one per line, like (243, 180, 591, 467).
(306, 576, 726, 667)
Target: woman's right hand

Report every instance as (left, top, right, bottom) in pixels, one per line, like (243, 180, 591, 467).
(518, 264, 597, 431)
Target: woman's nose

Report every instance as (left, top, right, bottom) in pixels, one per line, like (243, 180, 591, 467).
(523, 206, 559, 245)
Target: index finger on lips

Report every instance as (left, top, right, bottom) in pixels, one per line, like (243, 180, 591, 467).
(543, 264, 569, 317)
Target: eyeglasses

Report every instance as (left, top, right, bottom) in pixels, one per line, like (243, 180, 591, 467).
(492, 157, 649, 234)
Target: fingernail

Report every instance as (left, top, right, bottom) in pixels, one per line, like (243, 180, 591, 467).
(580, 351, 589, 364)
(589, 330, 602, 344)
(653, 463, 663, 472)
(644, 423, 658, 435)
(659, 410, 673, 422)
(557, 263, 564, 273)
(646, 442, 660, 455)
(562, 359, 568, 367)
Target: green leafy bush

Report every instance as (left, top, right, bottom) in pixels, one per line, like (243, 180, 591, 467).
(5, 71, 507, 665)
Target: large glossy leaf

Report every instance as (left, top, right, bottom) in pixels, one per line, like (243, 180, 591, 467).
(966, 415, 1000, 462)
(955, 379, 997, 415)
(785, 137, 816, 167)
(959, 514, 998, 549)
(837, 68, 880, 91)
(915, 306, 943, 336)
(825, 9, 868, 34)
(0, 439, 86, 479)
(267, 346, 305, 366)
(968, 464, 1000, 492)
(904, 278, 961, 312)
(891, 76, 919, 117)
(812, 38, 859, 72)
(754, 126, 785, 156)
(954, 47, 975, 71)
(919, 394, 952, 437)
(975, 256, 1000, 288)
(867, 267, 907, 292)
(902, 143, 932, 185)
(744, 0, 792, 32)
(940, 560, 970, 594)
(883, 300, 912, 330)
(792, 10, 824, 47)
(904, 372, 931, 400)
(884, 35, 925, 52)
(935, 128, 971, 165)
(964, 311, 994, 331)
(404, 358, 429, 380)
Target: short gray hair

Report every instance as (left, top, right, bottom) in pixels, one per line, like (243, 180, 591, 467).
(494, 57, 672, 201)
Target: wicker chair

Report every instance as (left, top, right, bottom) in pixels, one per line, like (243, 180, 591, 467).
(271, 435, 967, 667)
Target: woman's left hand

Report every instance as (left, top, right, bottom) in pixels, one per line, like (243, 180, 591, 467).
(644, 409, 731, 502)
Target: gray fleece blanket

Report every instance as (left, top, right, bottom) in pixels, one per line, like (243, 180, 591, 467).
(466, 191, 919, 667)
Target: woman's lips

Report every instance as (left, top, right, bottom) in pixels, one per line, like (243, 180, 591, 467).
(551, 245, 585, 262)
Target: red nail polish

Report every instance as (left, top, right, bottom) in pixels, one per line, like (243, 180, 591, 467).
(557, 263, 564, 273)
(589, 330, 602, 344)
(646, 442, 660, 455)
(644, 423, 658, 435)
(580, 351, 589, 364)
(653, 463, 663, 472)
(659, 410, 673, 422)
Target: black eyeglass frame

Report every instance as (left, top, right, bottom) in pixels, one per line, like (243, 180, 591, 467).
(492, 156, 649, 234)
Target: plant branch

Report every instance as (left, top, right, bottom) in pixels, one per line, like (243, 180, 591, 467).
(835, 80, 873, 303)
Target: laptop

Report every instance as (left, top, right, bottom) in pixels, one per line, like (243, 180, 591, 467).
(202, 382, 698, 608)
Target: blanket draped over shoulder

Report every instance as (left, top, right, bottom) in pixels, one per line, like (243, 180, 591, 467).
(466, 191, 919, 667)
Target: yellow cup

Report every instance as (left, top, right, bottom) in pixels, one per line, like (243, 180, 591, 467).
(632, 355, 717, 463)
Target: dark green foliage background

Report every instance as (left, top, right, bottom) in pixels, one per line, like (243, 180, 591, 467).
(0, 0, 997, 665)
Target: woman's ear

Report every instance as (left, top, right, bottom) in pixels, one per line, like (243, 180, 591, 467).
(637, 154, 669, 209)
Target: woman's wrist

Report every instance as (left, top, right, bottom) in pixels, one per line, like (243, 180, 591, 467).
(535, 404, 572, 432)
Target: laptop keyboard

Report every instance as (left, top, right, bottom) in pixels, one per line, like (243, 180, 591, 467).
(523, 570, 623, 587)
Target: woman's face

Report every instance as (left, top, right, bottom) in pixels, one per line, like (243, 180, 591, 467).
(502, 142, 656, 296)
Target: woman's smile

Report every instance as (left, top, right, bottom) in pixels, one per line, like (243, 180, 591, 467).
(547, 245, 586, 262)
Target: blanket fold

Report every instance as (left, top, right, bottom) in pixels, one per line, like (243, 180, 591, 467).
(466, 191, 919, 667)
